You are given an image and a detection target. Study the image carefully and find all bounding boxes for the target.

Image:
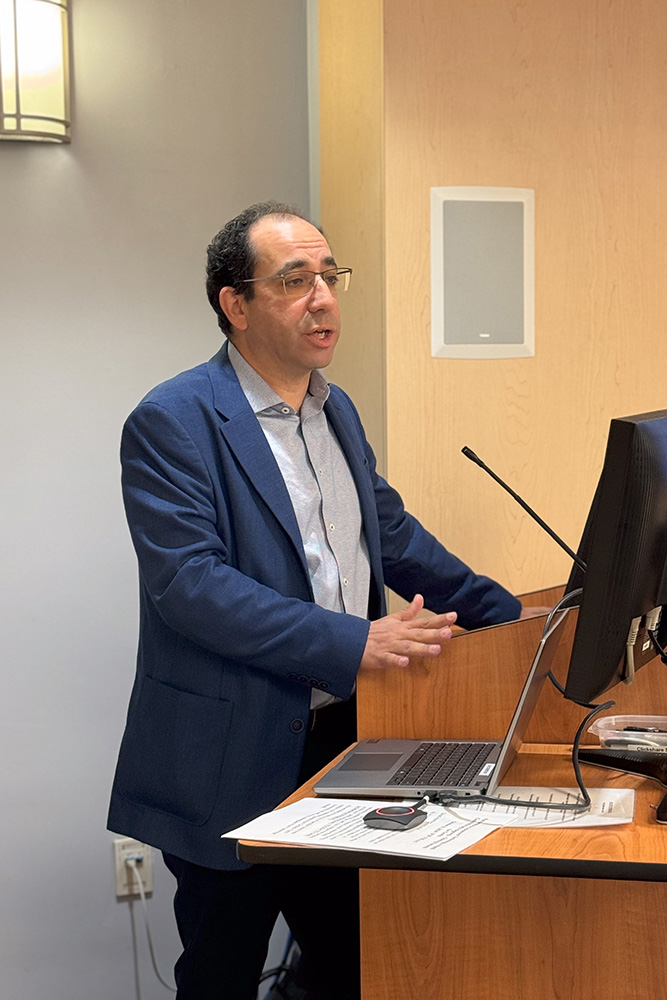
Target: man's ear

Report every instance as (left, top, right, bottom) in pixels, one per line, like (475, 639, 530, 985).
(219, 287, 249, 332)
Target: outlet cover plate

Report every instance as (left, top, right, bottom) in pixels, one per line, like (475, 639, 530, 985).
(114, 837, 153, 899)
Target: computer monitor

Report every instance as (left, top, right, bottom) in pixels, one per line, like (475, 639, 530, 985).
(563, 409, 667, 705)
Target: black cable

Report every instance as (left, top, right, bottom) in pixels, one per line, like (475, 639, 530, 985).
(258, 964, 292, 985)
(436, 699, 613, 815)
(544, 587, 582, 695)
(258, 935, 299, 992)
(260, 933, 293, 984)
(436, 790, 590, 813)
(438, 592, 614, 815)
(542, 587, 617, 811)
(436, 792, 590, 813)
(569, 699, 616, 796)
(547, 672, 566, 695)
(648, 628, 667, 665)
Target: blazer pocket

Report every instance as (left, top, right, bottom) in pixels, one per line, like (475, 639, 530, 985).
(116, 675, 233, 826)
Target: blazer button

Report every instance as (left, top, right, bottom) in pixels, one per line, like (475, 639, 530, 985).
(290, 719, 304, 733)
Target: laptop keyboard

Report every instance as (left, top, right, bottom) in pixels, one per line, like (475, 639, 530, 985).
(385, 741, 496, 788)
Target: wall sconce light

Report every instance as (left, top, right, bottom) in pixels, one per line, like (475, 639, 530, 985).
(0, 0, 71, 143)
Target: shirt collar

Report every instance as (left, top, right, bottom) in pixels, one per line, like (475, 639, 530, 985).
(227, 340, 330, 415)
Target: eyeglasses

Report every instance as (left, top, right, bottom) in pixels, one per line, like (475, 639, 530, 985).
(243, 266, 353, 298)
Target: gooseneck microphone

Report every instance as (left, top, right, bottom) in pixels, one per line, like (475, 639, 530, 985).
(461, 446, 587, 573)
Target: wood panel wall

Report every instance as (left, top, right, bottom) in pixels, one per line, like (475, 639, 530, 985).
(320, 0, 667, 600)
(319, 0, 386, 471)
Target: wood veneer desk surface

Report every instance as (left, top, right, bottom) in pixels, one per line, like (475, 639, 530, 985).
(237, 743, 667, 881)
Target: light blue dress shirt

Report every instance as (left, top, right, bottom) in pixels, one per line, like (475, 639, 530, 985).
(228, 342, 371, 707)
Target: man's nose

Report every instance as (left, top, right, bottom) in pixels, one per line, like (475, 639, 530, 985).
(308, 274, 337, 308)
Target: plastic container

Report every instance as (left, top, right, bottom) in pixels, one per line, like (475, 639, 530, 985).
(588, 715, 667, 751)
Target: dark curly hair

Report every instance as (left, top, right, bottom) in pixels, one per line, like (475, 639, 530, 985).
(206, 201, 313, 336)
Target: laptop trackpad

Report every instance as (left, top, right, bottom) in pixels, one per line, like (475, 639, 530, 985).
(338, 753, 403, 771)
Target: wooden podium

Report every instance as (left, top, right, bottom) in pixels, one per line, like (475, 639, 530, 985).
(355, 588, 667, 999)
(240, 588, 667, 999)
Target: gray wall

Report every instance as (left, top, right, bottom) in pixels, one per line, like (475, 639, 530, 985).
(0, 2, 309, 996)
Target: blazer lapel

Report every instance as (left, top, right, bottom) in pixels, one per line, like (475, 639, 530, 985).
(206, 345, 310, 583)
(324, 393, 384, 595)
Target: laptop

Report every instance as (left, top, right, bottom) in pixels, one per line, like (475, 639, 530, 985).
(315, 609, 568, 801)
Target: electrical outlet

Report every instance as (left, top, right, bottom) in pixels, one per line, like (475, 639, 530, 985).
(113, 837, 153, 899)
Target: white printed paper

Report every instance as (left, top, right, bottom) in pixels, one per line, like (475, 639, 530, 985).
(223, 797, 510, 862)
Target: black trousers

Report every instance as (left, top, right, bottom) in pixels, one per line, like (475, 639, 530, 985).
(163, 698, 359, 1000)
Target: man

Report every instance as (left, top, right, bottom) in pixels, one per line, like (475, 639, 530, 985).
(108, 201, 522, 999)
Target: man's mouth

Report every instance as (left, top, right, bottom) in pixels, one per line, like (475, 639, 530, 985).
(308, 327, 334, 340)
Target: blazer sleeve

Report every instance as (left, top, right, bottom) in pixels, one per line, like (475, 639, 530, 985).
(121, 401, 368, 699)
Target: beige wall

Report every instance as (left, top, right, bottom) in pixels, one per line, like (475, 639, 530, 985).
(320, 0, 667, 601)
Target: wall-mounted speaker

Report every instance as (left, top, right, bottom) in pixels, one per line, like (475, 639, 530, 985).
(430, 187, 535, 359)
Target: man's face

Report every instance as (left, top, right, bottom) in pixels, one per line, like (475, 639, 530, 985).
(223, 215, 342, 392)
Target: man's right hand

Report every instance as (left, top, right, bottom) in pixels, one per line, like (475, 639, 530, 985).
(359, 594, 457, 671)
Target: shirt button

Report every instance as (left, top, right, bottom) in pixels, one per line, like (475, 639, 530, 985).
(329, 523, 335, 531)
(281, 406, 290, 414)
(318, 468, 324, 476)
(343, 578, 349, 587)
(290, 719, 304, 733)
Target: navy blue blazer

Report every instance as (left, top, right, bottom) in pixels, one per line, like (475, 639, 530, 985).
(107, 343, 521, 868)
